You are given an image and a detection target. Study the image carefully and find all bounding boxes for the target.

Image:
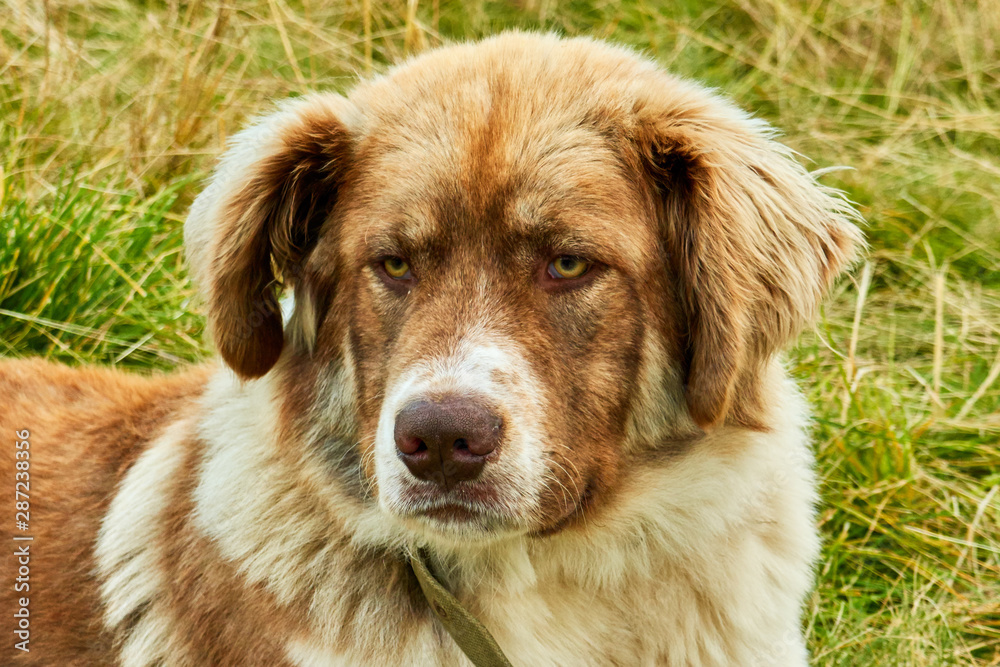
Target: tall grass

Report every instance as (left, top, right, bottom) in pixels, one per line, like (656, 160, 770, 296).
(2, 1, 998, 663)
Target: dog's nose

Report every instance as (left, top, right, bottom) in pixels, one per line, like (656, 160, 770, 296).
(394, 397, 502, 489)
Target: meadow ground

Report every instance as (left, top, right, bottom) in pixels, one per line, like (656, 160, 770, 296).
(2, 1, 998, 663)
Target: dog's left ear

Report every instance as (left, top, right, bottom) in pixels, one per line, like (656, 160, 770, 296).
(185, 94, 354, 379)
(631, 83, 864, 430)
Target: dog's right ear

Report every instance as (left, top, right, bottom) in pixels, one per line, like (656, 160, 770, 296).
(185, 94, 355, 379)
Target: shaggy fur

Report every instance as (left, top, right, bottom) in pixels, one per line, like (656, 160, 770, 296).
(1, 33, 862, 666)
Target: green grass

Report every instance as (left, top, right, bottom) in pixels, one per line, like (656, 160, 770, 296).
(2, 1, 998, 664)
(0, 173, 204, 367)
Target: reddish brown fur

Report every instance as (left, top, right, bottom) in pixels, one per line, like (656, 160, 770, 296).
(210, 104, 352, 378)
(0, 360, 211, 664)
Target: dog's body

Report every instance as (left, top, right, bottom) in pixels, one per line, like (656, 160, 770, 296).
(2, 33, 861, 666)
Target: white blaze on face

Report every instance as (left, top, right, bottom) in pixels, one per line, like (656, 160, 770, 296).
(373, 330, 550, 535)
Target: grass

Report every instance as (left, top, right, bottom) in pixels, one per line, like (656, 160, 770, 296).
(2, 0, 998, 663)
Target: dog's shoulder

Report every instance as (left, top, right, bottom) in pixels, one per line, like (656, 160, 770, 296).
(1, 358, 213, 493)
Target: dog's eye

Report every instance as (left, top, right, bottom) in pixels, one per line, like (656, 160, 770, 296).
(548, 256, 589, 280)
(383, 257, 412, 280)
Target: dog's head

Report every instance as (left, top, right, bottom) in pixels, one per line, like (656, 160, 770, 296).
(186, 33, 861, 545)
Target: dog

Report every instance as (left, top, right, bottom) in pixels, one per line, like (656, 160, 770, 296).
(1, 32, 862, 666)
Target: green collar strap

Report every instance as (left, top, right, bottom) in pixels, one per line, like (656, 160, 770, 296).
(409, 547, 515, 667)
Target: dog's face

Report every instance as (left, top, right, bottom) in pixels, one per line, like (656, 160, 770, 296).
(185, 34, 861, 544)
(335, 103, 662, 540)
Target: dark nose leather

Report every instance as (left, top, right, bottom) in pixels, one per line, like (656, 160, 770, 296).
(394, 397, 502, 489)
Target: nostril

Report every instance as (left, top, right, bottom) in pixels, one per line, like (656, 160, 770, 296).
(397, 436, 426, 456)
(453, 438, 468, 451)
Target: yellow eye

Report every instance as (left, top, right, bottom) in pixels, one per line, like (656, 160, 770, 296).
(548, 256, 589, 279)
(383, 257, 411, 279)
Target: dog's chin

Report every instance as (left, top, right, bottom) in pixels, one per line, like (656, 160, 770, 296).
(397, 509, 523, 545)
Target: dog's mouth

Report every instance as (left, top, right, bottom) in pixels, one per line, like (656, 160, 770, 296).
(390, 479, 522, 535)
(388, 472, 594, 540)
(399, 482, 500, 519)
(400, 479, 499, 505)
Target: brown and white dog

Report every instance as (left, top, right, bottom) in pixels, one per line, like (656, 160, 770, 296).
(1, 33, 862, 666)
